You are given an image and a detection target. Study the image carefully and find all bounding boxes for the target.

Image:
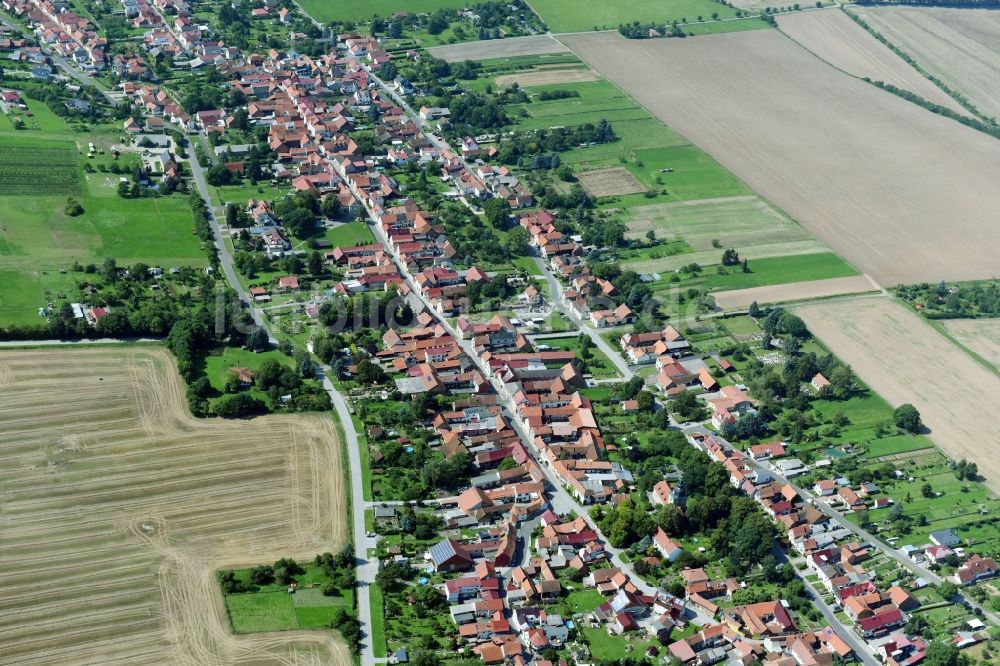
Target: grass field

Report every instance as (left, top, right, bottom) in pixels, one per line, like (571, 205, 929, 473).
(369, 583, 387, 658)
(534, 333, 621, 378)
(530, 0, 745, 32)
(0, 347, 349, 665)
(296, 0, 463, 22)
(0, 101, 206, 327)
(643, 252, 857, 293)
(324, 221, 375, 247)
(223, 565, 355, 634)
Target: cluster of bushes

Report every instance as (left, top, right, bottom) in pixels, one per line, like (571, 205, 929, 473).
(494, 119, 618, 164)
(618, 20, 687, 38)
(896, 280, 1000, 318)
(593, 429, 778, 574)
(537, 89, 581, 101)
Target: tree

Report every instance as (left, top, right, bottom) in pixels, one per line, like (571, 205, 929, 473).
(721, 248, 740, 266)
(308, 251, 324, 276)
(320, 195, 340, 219)
(671, 390, 707, 421)
(256, 358, 283, 389)
(924, 641, 961, 666)
(894, 403, 922, 433)
(356, 359, 387, 385)
(483, 198, 511, 230)
(240, 324, 268, 351)
(64, 197, 84, 216)
(748, 300, 761, 318)
(225, 202, 238, 227)
(214, 393, 266, 418)
(921, 483, 934, 498)
(95, 310, 131, 337)
(938, 581, 959, 600)
(117, 180, 131, 197)
(506, 226, 531, 256)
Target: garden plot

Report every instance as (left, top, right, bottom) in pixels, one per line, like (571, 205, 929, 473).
(578, 167, 646, 197)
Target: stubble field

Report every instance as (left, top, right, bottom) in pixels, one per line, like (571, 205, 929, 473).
(560, 30, 1000, 286)
(776, 9, 965, 114)
(712, 274, 878, 309)
(942, 318, 1000, 371)
(0, 347, 349, 666)
(850, 6, 1000, 121)
(427, 34, 569, 62)
(795, 297, 1000, 491)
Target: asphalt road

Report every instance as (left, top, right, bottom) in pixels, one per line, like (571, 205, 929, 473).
(533, 257, 635, 380)
(188, 139, 379, 666)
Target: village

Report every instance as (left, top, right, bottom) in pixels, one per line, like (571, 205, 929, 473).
(1, 0, 999, 664)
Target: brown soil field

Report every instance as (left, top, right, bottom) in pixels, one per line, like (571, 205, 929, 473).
(0, 347, 349, 666)
(850, 6, 1000, 121)
(559, 30, 1000, 286)
(942, 318, 1000, 371)
(712, 274, 879, 309)
(577, 167, 646, 197)
(777, 9, 965, 114)
(494, 67, 597, 87)
(795, 297, 1000, 491)
(427, 34, 569, 62)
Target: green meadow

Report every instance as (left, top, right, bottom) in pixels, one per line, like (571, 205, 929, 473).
(528, 0, 747, 32)
(0, 95, 206, 327)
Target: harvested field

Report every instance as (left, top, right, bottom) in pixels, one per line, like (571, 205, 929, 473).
(559, 30, 1000, 286)
(0, 347, 349, 666)
(777, 9, 965, 114)
(427, 34, 568, 62)
(712, 274, 879, 309)
(942, 318, 1000, 371)
(578, 167, 645, 197)
(494, 67, 597, 87)
(850, 6, 1000, 121)
(624, 195, 813, 250)
(795, 297, 1000, 492)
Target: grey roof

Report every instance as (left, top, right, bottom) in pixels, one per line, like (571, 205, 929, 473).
(930, 529, 960, 546)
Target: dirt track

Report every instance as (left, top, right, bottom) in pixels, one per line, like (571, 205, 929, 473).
(777, 9, 965, 114)
(851, 6, 1000, 121)
(795, 297, 1000, 492)
(0, 347, 349, 666)
(559, 30, 1000, 286)
(712, 275, 879, 309)
(426, 34, 569, 62)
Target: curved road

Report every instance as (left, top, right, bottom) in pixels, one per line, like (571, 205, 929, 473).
(187, 145, 378, 666)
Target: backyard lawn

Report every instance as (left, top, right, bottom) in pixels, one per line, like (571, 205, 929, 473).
(534, 334, 621, 378)
(324, 221, 375, 247)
